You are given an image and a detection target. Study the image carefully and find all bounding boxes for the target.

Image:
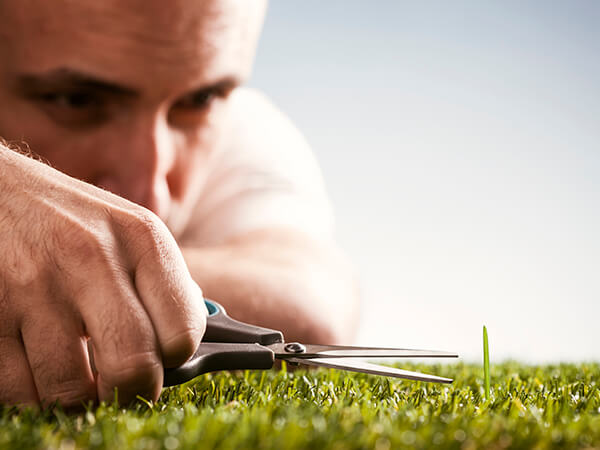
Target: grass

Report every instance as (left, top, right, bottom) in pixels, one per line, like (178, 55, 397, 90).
(1, 362, 600, 449)
(484, 326, 490, 400)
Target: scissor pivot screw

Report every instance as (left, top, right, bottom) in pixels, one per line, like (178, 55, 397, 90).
(284, 342, 306, 354)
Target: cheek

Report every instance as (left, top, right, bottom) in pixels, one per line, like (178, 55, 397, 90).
(171, 103, 231, 198)
(0, 98, 93, 179)
(169, 131, 214, 203)
(0, 85, 99, 178)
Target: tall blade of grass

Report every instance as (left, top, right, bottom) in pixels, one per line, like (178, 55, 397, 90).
(483, 325, 490, 400)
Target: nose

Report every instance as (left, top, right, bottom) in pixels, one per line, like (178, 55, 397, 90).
(98, 115, 177, 218)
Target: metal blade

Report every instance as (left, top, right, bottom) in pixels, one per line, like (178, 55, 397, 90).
(287, 357, 453, 384)
(269, 343, 458, 359)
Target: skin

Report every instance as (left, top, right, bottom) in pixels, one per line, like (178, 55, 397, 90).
(0, 0, 359, 408)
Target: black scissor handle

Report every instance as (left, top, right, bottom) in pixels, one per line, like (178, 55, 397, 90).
(163, 342, 275, 386)
(162, 300, 284, 386)
(203, 299, 284, 345)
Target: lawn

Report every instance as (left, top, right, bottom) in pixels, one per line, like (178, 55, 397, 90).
(1, 362, 599, 449)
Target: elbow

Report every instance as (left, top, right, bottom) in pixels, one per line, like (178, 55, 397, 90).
(291, 316, 345, 345)
(301, 318, 355, 345)
(283, 310, 355, 345)
(287, 262, 361, 345)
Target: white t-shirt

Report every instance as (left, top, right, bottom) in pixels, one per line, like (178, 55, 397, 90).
(179, 88, 334, 246)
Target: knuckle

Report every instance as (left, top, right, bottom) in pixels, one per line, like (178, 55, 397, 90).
(28, 347, 97, 408)
(0, 387, 39, 407)
(162, 324, 204, 366)
(130, 209, 164, 239)
(161, 287, 207, 366)
(122, 209, 173, 264)
(41, 379, 96, 408)
(101, 351, 162, 390)
(1, 238, 48, 289)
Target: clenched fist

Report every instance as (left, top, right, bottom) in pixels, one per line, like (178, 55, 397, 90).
(0, 147, 206, 407)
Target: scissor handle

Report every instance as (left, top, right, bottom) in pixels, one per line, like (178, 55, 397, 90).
(203, 299, 284, 345)
(163, 342, 274, 386)
(162, 299, 284, 386)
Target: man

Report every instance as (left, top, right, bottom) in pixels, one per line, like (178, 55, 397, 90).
(0, 0, 359, 408)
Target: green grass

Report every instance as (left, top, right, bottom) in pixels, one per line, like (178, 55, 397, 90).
(483, 326, 490, 400)
(2, 362, 600, 449)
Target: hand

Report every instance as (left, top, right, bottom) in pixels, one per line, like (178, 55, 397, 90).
(0, 147, 206, 408)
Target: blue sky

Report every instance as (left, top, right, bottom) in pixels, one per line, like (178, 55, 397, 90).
(250, 1, 600, 362)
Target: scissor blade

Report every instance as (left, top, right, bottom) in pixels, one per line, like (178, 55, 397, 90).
(287, 357, 453, 384)
(269, 343, 458, 359)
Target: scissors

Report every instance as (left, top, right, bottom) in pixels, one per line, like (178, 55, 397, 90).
(163, 299, 458, 386)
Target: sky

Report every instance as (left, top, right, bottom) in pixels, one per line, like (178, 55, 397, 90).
(249, 1, 600, 363)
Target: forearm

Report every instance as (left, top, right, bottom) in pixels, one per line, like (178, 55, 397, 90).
(181, 229, 359, 344)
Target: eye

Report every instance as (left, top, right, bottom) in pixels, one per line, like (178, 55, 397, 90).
(173, 89, 217, 110)
(33, 90, 109, 128)
(169, 86, 232, 128)
(41, 91, 98, 109)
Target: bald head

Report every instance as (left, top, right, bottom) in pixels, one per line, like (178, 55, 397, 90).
(0, 0, 266, 234)
(0, 0, 265, 95)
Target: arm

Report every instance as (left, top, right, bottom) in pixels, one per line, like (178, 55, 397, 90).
(0, 144, 206, 408)
(178, 88, 360, 344)
(182, 228, 359, 344)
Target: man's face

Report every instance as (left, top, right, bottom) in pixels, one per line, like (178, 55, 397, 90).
(0, 0, 265, 235)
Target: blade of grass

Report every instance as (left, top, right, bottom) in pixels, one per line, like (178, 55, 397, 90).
(4, 362, 600, 449)
(483, 325, 490, 400)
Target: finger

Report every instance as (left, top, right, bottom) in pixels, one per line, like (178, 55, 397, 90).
(127, 215, 207, 368)
(20, 305, 96, 409)
(75, 270, 163, 403)
(0, 335, 39, 406)
(136, 268, 206, 368)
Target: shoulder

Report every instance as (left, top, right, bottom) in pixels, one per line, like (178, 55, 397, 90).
(224, 87, 318, 175)
(180, 87, 334, 246)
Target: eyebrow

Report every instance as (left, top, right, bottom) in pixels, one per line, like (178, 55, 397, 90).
(13, 67, 242, 100)
(14, 68, 140, 98)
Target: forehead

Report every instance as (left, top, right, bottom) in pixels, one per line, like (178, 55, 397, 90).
(0, 0, 265, 92)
